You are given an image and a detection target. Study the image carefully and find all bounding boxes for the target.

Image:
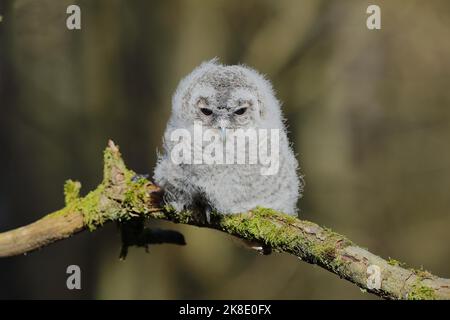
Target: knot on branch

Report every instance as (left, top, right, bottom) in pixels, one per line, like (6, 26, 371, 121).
(102, 140, 129, 196)
(67, 140, 162, 231)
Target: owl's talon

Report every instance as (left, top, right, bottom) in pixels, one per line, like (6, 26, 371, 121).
(131, 174, 149, 182)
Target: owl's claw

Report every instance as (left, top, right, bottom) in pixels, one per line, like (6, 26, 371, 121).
(131, 174, 149, 182)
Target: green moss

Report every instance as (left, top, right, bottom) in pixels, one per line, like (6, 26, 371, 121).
(408, 282, 436, 300)
(387, 257, 414, 269)
(251, 207, 279, 217)
(308, 233, 352, 274)
(308, 226, 351, 264)
(75, 186, 126, 231)
(220, 207, 354, 276)
(387, 258, 400, 267)
(45, 208, 71, 219)
(251, 207, 297, 224)
(220, 208, 299, 247)
(44, 180, 83, 220)
(77, 186, 105, 231)
(163, 204, 176, 214)
(173, 210, 193, 224)
(312, 244, 337, 262)
(60, 149, 147, 231)
(160, 204, 194, 224)
(103, 146, 125, 181)
(71, 142, 137, 230)
(222, 207, 348, 251)
(123, 177, 151, 213)
(64, 180, 81, 205)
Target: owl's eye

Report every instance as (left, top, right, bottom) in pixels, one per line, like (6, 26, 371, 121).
(234, 107, 247, 115)
(200, 108, 213, 116)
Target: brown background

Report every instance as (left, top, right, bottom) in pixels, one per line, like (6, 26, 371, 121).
(0, 0, 449, 299)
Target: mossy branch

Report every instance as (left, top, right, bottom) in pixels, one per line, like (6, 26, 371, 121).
(0, 140, 449, 300)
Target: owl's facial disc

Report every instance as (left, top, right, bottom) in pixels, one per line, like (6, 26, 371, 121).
(190, 83, 260, 133)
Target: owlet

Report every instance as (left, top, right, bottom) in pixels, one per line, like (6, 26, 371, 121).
(154, 59, 302, 222)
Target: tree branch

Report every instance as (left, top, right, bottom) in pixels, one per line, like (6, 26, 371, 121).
(0, 140, 448, 300)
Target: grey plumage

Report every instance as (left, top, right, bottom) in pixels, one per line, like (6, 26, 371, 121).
(154, 59, 302, 220)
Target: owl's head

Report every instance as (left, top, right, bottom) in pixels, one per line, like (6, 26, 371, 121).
(172, 59, 284, 131)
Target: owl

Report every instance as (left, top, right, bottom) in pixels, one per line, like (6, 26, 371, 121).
(154, 59, 302, 222)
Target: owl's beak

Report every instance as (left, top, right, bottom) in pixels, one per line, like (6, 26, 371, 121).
(218, 119, 228, 140)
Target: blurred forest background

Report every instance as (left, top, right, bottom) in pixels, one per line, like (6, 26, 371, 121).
(1, 0, 450, 299)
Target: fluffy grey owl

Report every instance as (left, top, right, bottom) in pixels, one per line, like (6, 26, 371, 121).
(154, 59, 302, 222)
